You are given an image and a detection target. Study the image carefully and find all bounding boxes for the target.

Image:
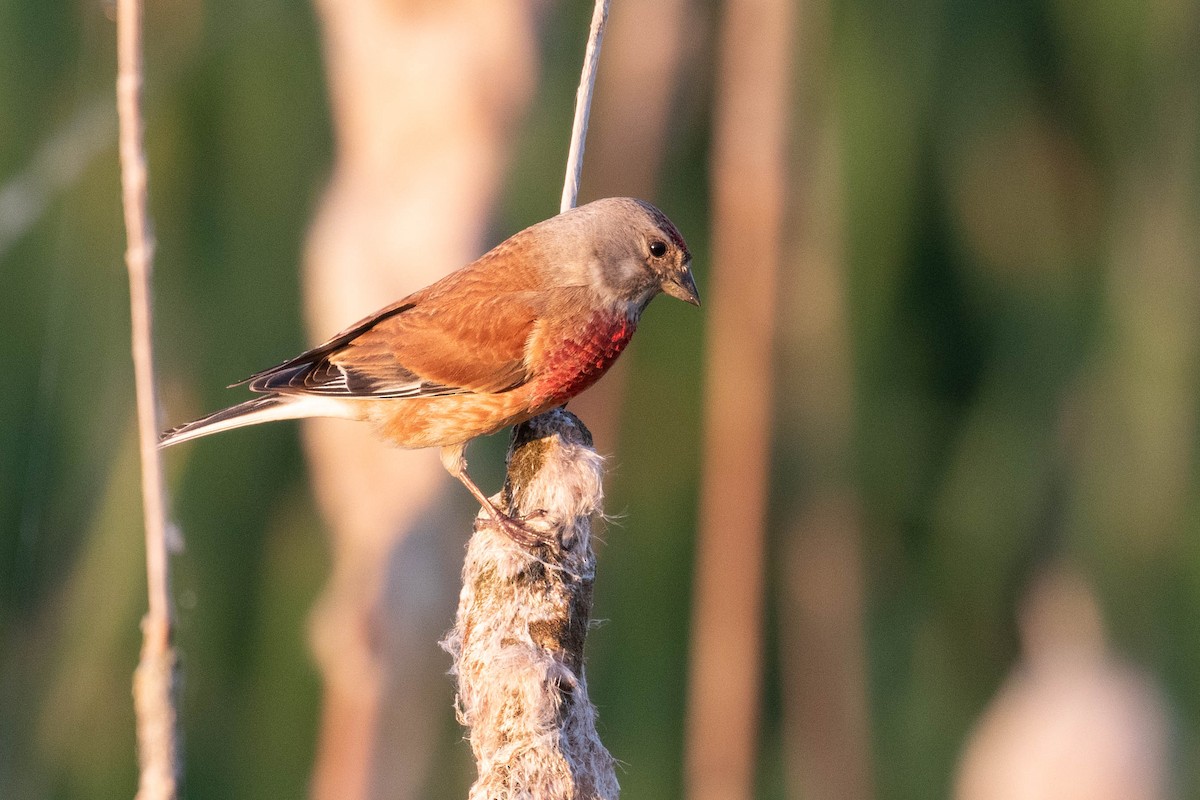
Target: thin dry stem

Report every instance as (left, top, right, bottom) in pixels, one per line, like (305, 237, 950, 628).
(117, 0, 180, 796)
(443, 410, 617, 799)
(560, 0, 610, 214)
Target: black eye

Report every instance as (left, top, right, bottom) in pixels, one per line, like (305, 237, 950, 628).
(649, 240, 668, 258)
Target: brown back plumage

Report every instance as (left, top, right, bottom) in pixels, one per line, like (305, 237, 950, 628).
(241, 234, 547, 399)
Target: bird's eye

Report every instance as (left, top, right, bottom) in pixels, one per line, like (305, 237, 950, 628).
(649, 240, 668, 258)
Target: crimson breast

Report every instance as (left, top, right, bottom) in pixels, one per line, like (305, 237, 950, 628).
(532, 313, 636, 407)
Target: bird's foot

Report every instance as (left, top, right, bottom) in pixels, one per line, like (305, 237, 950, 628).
(475, 507, 553, 548)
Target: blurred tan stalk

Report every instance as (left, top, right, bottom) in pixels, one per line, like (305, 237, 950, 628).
(302, 2, 539, 797)
(117, 0, 181, 797)
(777, 0, 874, 796)
(684, 0, 793, 797)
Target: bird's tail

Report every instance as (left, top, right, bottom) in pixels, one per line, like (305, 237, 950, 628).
(159, 394, 355, 448)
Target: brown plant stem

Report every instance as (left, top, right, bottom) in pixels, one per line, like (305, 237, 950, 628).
(117, 0, 181, 797)
(685, 0, 794, 797)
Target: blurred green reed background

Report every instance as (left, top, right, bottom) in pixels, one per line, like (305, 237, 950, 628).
(2, 0, 1199, 798)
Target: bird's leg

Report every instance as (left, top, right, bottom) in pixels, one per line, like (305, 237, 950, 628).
(439, 443, 547, 547)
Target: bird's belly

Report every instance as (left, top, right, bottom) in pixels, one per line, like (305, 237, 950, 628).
(369, 390, 537, 449)
(368, 314, 637, 449)
(530, 314, 636, 407)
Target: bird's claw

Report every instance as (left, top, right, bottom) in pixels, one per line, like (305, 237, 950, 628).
(475, 507, 554, 548)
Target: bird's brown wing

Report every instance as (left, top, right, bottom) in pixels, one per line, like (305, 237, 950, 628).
(244, 267, 540, 398)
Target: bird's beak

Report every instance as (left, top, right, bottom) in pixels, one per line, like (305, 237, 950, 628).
(662, 263, 701, 306)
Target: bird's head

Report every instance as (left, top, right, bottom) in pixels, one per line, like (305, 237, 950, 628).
(552, 197, 700, 314)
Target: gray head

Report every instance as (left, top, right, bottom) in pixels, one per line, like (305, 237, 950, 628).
(541, 197, 700, 312)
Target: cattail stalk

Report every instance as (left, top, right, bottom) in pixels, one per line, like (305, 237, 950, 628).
(561, 0, 610, 214)
(443, 410, 617, 799)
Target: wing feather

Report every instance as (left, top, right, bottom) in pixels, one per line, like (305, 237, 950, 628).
(244, 247, 543, 399)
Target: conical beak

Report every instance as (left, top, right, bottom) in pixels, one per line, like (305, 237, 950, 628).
(662, 263, 701, 306)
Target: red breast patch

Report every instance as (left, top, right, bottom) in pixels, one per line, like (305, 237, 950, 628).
(533, 314, 636, 406)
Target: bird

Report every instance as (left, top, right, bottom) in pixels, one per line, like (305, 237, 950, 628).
(160, 197, 699, 543)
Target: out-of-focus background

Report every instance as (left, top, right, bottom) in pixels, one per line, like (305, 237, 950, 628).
(2, 0, 1198, 798)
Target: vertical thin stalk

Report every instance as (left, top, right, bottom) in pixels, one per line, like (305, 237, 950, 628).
(117, 0, 180, 796)
(561, 0, 610, 213)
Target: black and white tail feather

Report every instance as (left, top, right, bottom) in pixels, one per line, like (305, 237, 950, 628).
(158, 393, 358, 448)
(158, 299, 454, 450)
